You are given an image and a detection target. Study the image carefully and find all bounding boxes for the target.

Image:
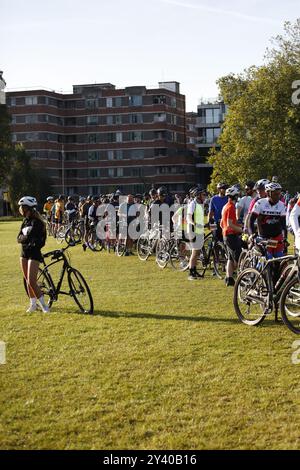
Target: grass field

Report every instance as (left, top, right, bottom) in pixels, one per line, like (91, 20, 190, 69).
(0, 220, 300, 450)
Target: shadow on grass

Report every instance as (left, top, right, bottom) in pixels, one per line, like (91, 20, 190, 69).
(91, 309, 239, 324)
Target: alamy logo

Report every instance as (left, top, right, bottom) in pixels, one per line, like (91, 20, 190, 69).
(292, 80, 300, 105)
(291, 340, 300, 365)
(0, 341, 6, 365)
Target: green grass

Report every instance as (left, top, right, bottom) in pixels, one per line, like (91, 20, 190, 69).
(0, 221, 300, 450)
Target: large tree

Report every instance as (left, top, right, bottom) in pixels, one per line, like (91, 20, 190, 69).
(208, 20, 300, 193)
(7, 146, 53, 215)
(0, 104, 13, 186)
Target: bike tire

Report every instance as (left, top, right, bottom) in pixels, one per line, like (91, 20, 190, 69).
(116, 239, 127, 257)
(170, 241, 190, 272)
(280, 276, 300, 334)
(68, 268, 94, 314)
(155, 237, 169, 269)
(137, 234, 151, 261)
(213, 241, 227, 280)
(23, 268, 55, 308)
(233, 267, 268, 326)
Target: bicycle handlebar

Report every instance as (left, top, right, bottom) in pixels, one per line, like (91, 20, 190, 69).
(43, 246, 69, 260)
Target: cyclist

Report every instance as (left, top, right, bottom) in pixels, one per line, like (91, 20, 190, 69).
(186, 186, 206, 280)
(220, 186, 243, 286)
(208, 182, 228, 241)
(65, 196, 78, 223)
(118, 194, 136, 255)
(54, 195, 65, 237)
(17, 196, 49, 313)
(43, 196, 54, 221)
(248, 182, 287, 259)
(290, 194, 300, 252)
(81, 195, 92, 251)
(245, 179, 269, 233)
(236, 181, 256, 224)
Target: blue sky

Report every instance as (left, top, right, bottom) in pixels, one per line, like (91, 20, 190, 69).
(1, 0, 299, 110)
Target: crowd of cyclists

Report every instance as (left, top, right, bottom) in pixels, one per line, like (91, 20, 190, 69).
(17, 176, 300, 319)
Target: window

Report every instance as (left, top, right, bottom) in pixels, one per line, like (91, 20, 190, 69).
(130, 149, 144, 159)
(25, 115, 38, 124)
(132, 168, 142, 177)
(26, 132, 39, 141)
(108, 168, 115, 177)
(88, 151, 100, 161)
(66, 153, 77, 161)
(116, 132, 122, 142)
(116, 150, 123, 160)
(117, 168, 123, 177)
(115, 115, 122, 125)
(153, 95, 166, 104)
(86, 99, 97, 109)
(114, 97, 122, 107)
(154, 113, 166, 122)
(108, 150, 114, 160)
(10, 97, 16, 106)
(130, 114, 143, 124)
(129, 95, 142, 106)
(106, 97, 113, 108)
(89, 169, 101, 178)
(130, 131, 142, 141)
(205, 108, 220, 124)
(87, 115, 98, 125)
(171, 97, 176, 107)
(66, 169, 78, 178)
(107, 115, 113, 125)
(89, 134, 97, 143)
(154, 148, 167, 157)
(25, 96, 38, 105)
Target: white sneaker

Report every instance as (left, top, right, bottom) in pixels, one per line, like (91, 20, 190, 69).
(38, 303, 50, 313)
(26, 304, 37, 313)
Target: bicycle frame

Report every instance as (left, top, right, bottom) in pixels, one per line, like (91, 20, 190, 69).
(41, 251, 72, 300)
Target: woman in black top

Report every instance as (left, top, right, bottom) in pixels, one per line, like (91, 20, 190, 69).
(17, 196, 49, 313)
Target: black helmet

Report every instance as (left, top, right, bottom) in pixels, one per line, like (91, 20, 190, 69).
(217, 182, 228, 190)
(190, 185, 205, 198)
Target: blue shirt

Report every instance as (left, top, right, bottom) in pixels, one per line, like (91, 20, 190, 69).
(209, 195, 228, 223)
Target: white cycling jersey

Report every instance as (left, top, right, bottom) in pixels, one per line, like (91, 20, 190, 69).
(290, 198, 300, 250)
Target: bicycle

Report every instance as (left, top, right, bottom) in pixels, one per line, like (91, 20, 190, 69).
(280, 255, 300, 334)
(196, 225, 228, 279)
(233, 239, 297, 326)
(23, 246, 94, 314)
(137, 223, 161, 261)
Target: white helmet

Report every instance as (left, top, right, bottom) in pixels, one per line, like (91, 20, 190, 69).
(47, 196, 53, 201)
(18, 196, 37, 207)
(225, 186, 240, 197)
(254, 179, 269, 190)
(265, 182, 282, 192)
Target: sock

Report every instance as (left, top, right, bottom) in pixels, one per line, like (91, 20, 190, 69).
(30, 298, 37, 306)
(38, 296, 47, 307)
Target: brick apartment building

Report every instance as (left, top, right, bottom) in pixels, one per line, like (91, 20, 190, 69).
(6, 81, 197, 196)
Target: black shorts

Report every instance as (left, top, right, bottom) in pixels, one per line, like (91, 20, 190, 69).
(224, 234, 242, 263)
(21, 248, 43, 263)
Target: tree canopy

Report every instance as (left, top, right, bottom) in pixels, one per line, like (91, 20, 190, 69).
(208, 20, 300, 193)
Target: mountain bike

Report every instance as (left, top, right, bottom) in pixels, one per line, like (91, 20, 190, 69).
(23, 246, 94, 314)
(233, 239, 297, 326)
(280, 255, 300, 334)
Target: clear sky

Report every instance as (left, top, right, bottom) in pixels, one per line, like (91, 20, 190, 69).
(1, 0, 299, 111)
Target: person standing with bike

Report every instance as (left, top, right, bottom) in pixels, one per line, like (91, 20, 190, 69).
(186, 186, 206, 281)
(220, 186, 243, 287)
(17, 196, 50, 313)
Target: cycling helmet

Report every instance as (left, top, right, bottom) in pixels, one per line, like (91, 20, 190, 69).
(149, 189, 157, 196)
(47, 196, 53, 201)
(18, 196, 37, 207)
(190, 185, 206, 198)
(217, 182, 228, 190)
(245, 181, 255, 190)
(91, 196, 99, 202)
(265, 182, 282, 192)
(157, 186, 167, 196)
(254, 179, 269, 190)
(225, 186, 240, 197)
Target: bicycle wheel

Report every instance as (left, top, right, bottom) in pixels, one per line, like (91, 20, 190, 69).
(213, 241, 227, 280)
(68, 268, 94, 314)
(65, 226, 82, 246)
(23, 268, 54, 308)
(116, 238, 127, 257)
(155, 237, 169, 269)
(280, 277, 300, 334)
(88, 231, 103, 252)
(170, 241, 190, 271)
(56, 226, 67, 244)
(233, 268, 268, 326)
(137, 234, 151, 261)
